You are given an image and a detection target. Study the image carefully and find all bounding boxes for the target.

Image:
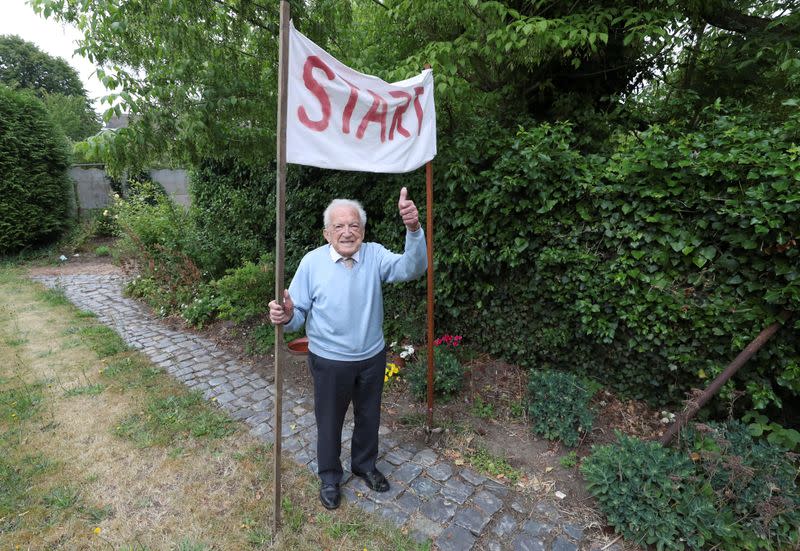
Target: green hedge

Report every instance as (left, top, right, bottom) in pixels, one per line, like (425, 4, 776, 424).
(432, 106, 798, 407)
(187, 103, 798, 411)
(0, 85, 72, 254)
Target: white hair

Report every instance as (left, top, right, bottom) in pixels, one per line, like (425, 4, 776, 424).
(323, 199, 367, 228)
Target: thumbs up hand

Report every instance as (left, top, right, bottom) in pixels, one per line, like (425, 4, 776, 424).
(398, 187, 421, 232)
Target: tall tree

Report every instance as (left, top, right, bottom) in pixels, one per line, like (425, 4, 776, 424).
(0, 34, 86, 97)
(42, 92, 101, 142)
(0, 35, 100, 141)
(32, 0, 298, 169)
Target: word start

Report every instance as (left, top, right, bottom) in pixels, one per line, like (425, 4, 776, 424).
(297, 56, 426, 143)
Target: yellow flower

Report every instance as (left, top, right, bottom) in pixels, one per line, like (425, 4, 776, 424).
(93, 527, 101, 534)
(384, 375, 388, 382)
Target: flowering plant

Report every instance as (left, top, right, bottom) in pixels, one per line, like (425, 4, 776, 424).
(433, 334, 462, 347)
(384, 362, 401, 383)
(389, 340, 416, 360)
(407, 334, 465, 401)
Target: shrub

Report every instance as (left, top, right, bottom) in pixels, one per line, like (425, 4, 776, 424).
(181, 258, 274, 327)
(90, 206, 119, 238)
(212, 258, 274, 322)
(189, 157, 276, 278)
(527, 370, 594, 447)
(429, 108, 800, 410)
(581, 434, 716, 550)
(0, 85, 72, 254)
(407, 335, 465, 401)
(116, 180, 202, 312)
(679, 421, 800, 550)
(582, 428, 800, 551)
(180, 285, 217, 328)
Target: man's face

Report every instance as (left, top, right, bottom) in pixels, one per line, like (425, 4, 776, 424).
(323, 206, 364, 257)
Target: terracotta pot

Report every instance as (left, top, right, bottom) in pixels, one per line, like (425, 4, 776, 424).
(287, 336, 309, 355)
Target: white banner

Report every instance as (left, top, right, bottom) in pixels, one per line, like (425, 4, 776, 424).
(286, 21, 436, 173)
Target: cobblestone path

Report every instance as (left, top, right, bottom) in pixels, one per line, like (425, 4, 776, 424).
(32, 274, 609, 551)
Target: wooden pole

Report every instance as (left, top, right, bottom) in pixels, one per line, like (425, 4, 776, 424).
(273, 0, 290, 534)
(660, 310, 791, 446)
(424, 62, 435, 429)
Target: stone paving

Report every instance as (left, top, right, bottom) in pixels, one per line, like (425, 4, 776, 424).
(31, 274, 613, 551)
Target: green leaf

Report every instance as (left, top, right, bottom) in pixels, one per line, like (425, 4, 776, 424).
(693, 256, 708, 268)
(698, 246, 716, 261)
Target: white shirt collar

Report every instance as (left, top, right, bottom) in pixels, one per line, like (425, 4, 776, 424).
(329, 245, 361, 264)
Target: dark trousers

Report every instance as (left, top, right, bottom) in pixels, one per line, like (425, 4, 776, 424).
(308, 350, 385, 485)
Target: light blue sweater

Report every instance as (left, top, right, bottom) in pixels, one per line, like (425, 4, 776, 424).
(285, 229, 427, 361)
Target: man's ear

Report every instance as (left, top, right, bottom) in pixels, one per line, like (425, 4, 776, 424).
(322, 227, 331, 243)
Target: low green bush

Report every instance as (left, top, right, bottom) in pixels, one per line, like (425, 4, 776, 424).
(180, 286, 217, 328)
(527, 370, 594, 447)
(212, 258, 274, 322)
(90, 206, 119, 238)
(582, 425, 800, 551)
(181, 258, 274, 328)
(581, 434, 715, 550)
(407, 335, 465, 401)
(680, 421, 800, 550)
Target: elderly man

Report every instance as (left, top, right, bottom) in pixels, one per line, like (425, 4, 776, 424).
(269, 187, 427, 510)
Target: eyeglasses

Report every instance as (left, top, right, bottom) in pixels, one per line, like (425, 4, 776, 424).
(330, 223, 362, 234)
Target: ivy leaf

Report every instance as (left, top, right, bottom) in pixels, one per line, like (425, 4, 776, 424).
(693, 256, 708, 268)
(698, 246, 716, 261)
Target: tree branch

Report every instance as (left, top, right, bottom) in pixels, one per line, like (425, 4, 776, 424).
(210, 0, 278, 34)
(698, 5, 772, 34)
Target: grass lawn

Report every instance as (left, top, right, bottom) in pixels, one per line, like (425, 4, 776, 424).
(0, 264, 427, 550)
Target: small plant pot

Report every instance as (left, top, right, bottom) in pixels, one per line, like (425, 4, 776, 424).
(287, 336, 309, 355)
(388, 355, 406, 368)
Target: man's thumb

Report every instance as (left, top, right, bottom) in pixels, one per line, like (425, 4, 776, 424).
(283, 289, 292, 305)
(399, 187, 408, 203)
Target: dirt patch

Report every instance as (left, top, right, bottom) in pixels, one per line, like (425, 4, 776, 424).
(27, 238, 122, 277)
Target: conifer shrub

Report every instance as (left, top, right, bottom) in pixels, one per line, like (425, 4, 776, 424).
(0, 85, 72, 254)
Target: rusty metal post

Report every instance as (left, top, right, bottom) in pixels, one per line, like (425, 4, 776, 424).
(425, 157, 435, 429)
(660, 310, 792, 446)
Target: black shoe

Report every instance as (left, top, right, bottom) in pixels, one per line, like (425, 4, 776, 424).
(319, 484, 341, 510)
(352, 469, 390, 492)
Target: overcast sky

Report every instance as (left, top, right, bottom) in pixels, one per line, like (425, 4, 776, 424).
(1, 0, 109, 112)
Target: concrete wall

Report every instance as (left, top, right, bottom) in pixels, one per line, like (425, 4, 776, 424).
(69, 165, 111, 211)
(68, 165, 190, 213)
(149, 168, 190, 207)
